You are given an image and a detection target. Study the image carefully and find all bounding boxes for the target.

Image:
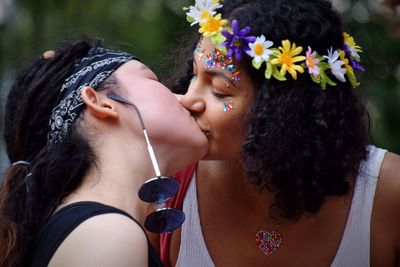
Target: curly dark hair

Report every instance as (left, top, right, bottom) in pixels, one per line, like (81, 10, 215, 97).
(0, 39, 104, 266)
(167, 0, 370, 220)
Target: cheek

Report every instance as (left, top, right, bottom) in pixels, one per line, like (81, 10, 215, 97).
(148, 97, 208, 156)
(145, 91, 197, 135)
(211, 100, 247, 140)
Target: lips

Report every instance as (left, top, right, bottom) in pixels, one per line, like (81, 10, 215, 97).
(202, 129, 210, 137)
(196, 122, 210, 138)
(192, 116, 210, 138)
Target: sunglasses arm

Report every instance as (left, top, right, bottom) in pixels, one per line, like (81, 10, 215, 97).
(143, 129, 161, 177)
(107, 92, 161, 177)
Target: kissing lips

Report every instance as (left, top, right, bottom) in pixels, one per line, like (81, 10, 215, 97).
(202, 129, 210, 138)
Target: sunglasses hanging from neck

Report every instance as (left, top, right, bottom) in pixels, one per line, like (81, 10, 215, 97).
(107, 92, 185, 233)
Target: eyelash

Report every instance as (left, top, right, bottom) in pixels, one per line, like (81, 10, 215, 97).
(212, 91, 229, 99)
(191, 72, 230, 99)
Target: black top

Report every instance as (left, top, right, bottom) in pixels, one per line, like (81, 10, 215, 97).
(30, 201, 163, 267)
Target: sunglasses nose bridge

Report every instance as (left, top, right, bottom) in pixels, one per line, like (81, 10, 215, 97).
(155, 201, 166, 210)
(138, 176, 185, 233)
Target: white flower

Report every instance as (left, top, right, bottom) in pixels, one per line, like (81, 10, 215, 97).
(186, 0, 223, 26)
(323, 47, 346, 82)
(246, 35, 274, 64)
(348, 46, 360, 60)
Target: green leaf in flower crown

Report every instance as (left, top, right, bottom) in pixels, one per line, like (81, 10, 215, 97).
(265, 62, 273, 79)
(210, 33, 227, 55)
(252, 58, 263, 70)
(346, 71, 359, 88)
(186, 15, 195, 24)
(311, 73, 321, 85)
(319, 68, 336, 90)
(271, 48, 280, 57)
(183, 6, 190, 11)
(272, 64, 287, 81)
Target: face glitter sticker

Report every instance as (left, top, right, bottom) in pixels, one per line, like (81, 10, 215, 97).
(194, 42, 205, 60)
(198, 48, 205, 60)
(255, 230, 282, 256)
(223, 100, 234, 112)
(204, 48, 240, 82)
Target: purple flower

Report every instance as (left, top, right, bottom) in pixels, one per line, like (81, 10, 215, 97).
(350, 59, 365, 72)
(343, 43, 365, 72)
(221, 19, 256, 61)
(343, 43, 352, 58)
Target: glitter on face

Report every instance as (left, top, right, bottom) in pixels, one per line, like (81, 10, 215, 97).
(204, 48, 240, 82)
(194, 42, 205, 60)
(223, 100, 234, 112)
(255, 230, 282, 256)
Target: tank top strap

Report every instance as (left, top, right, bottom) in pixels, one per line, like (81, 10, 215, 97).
(176, 173, 215, 267)
(30, 201, 162, 267)
(330, 145, 387, 267)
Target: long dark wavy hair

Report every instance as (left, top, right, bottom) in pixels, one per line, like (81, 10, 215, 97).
(168, 0, 370, 220)
(0, 39, 104, 266)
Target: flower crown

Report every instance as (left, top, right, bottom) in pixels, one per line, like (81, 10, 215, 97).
(184, 0, 365, 89)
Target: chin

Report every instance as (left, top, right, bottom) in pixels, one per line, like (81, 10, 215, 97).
(165, 142, 208, 174)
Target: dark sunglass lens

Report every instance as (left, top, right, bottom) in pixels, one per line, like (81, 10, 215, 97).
(144, 208, 185, 233)
(138, 176, 179, 203)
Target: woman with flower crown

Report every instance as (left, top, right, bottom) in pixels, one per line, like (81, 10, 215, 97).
(159, 0, 400, 266)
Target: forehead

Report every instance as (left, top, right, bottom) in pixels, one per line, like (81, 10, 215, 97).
(195, 38, 239, 72)
(115, 60, 157, 81)
(195, 38, 254, 92)
(120, 60, 152, 73)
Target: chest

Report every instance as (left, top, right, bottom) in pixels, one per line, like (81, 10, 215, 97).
(169, 192, 395, 267)
(195, 196, 349, 267)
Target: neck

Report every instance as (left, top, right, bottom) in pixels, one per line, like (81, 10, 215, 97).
(198, 160, 273, 206)
(197, 160, 290, 228)
(66, 136, 161, 224)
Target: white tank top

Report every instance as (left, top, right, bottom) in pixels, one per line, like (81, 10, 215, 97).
(176, 146, 387, 267)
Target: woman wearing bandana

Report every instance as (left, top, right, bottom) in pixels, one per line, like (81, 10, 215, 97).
(160, 0, 400, 266)
(0, 39, 208, 266)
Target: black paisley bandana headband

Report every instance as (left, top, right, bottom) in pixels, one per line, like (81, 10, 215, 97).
(47, 46, 138, 144)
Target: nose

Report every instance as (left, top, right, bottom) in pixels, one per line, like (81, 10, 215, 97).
(178, 85, 206, 114)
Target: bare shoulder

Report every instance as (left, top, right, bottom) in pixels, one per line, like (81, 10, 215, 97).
(48, 213, 148, 267)
(372, 151, 400, 263)
(382, 150, 400, 171)
(378, 151, 400, 200)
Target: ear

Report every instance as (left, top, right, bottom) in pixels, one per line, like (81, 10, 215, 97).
(81, 87, 119, 119)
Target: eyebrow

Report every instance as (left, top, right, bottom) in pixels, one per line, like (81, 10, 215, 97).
(194, 60, 238, 88)
(205, 69, 237, 88)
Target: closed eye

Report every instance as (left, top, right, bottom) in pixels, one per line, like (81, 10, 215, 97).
(212, 91, 229, 99)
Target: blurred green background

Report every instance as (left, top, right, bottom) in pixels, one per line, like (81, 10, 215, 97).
(1, 0, 399, 176)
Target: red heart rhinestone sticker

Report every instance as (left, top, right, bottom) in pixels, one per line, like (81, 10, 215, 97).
(255, 230, 282, 256)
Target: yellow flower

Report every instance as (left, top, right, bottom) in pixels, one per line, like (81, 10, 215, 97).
(199, 14, 228, 37)
(343, 32, 362, 53)
(339, 50, 354, 76)
(270, 40, 306, 80)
